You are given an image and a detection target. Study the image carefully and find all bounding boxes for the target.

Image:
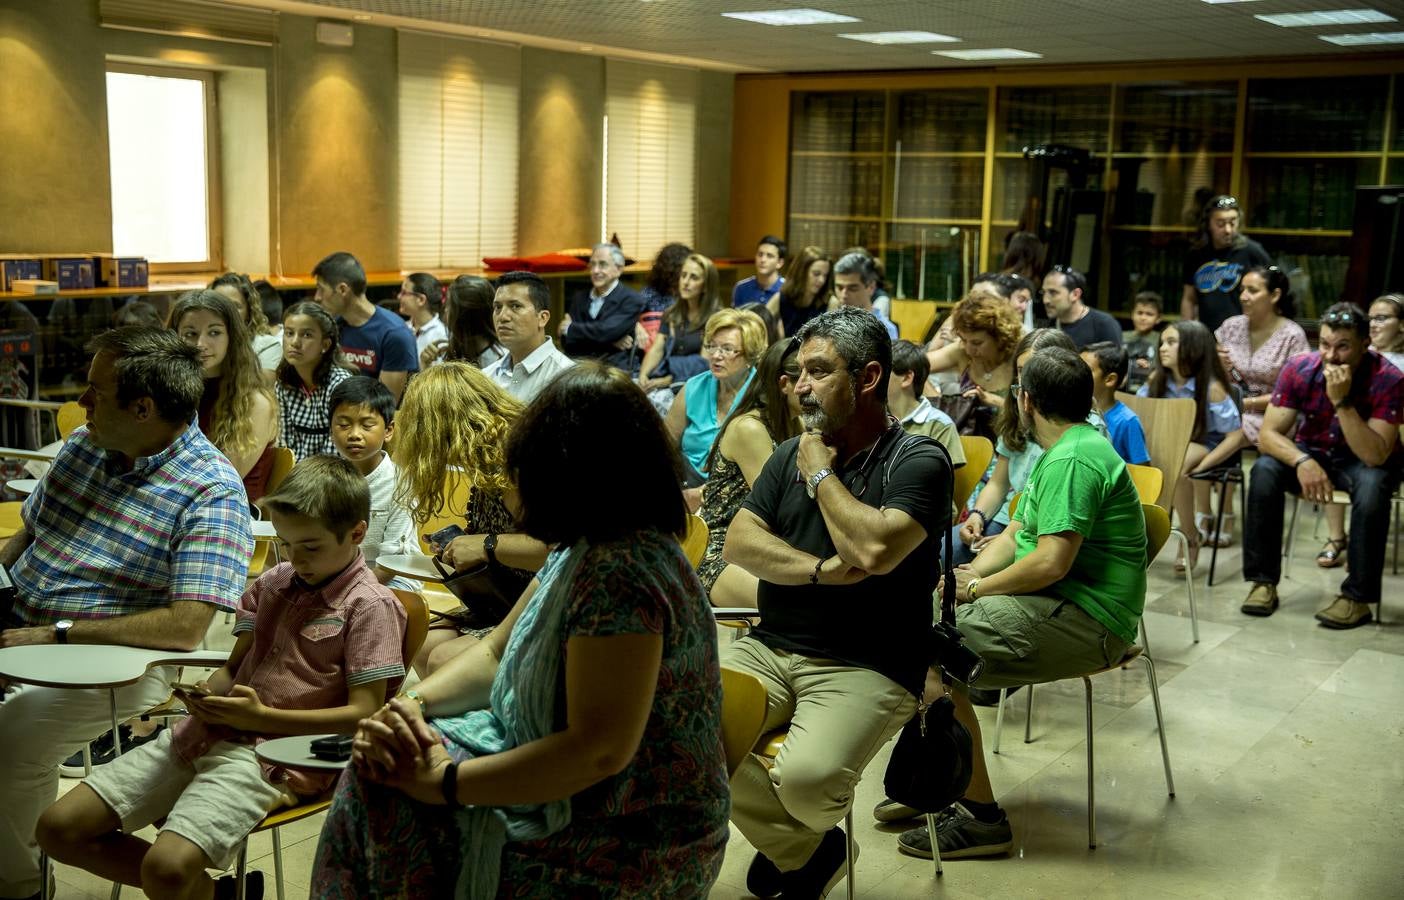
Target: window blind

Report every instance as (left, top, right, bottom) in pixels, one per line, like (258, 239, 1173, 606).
(398, 31, 520, 269)
(605, 60, 699, 258)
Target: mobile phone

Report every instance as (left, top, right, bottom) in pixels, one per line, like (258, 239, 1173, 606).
(310, 733, 354, 761)
(426, 524, 467, 548)
(171, 682, 212, 698)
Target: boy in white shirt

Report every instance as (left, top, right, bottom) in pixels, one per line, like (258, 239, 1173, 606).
(328, 376, 420, 591)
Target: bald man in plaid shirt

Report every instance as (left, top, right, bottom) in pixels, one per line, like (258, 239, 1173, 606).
(0, 328, 252, 900)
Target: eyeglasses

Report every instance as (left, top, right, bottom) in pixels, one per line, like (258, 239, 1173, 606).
(1322, 310, 1362, 328)
(703, 343, 742, 359)
(1369, 314, 1398, 325)
(1050, 264, 1075, 274)
(1211, 196, 1239, 210)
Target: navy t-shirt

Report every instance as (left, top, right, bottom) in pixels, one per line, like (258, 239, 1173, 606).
(1182, 238, 1272, 334)
(742, 427, 952, 695)
(339, 306, 420, 378)
(1058, 308, 1124, 350)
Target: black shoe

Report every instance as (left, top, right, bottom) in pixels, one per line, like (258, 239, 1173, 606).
(781, 826, 855, 899)
(745, 851, 785, 898)
(59, 724, 165, 778)
(897, 802, 1013, 860)
(214, 871, 263, 900)
(968, 684, 1020, 708)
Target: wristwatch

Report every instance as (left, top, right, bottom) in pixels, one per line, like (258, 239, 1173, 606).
(54, 619, 74, 644)
(805, 468, 833, 499)
(483, 532, 499, 566)
(967, 578, 981, 602)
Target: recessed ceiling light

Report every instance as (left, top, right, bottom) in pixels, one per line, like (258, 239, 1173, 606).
(1320, 30, 1404, 43)
(838, 31, 959, 44)
(1257, 9, 1396, 27)
(722, 9, 860, 26)
(934, 48, 1042, 60)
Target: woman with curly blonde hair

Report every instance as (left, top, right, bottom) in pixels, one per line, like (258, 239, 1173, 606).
(394, 361, 549, 674)
(169, 289, 280, 502)
(923, 292, 1022, 440)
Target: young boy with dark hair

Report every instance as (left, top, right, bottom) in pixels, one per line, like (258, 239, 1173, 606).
(1123, 291, 1162, 392)
(37, 456, 407, 900)
(731, 234, 787, 307)
(328, 376, 419, 591)
(887, 339, 966, 469)
(1082, 341, 1151, 466)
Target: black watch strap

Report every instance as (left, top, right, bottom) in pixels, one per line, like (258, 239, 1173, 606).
(441, 760, 461, 807)
(483, 532, 499, 566)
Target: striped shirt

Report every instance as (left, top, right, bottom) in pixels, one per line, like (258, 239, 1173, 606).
(13, 423, 252, 624)
(173, 556, 406, 792)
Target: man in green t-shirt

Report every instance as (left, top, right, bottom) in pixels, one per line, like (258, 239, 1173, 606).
(894, 346, 1147, 862)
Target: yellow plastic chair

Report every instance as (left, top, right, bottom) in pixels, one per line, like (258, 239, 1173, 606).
(991, 502, 1175, 849)
(954, 435, 993, 513)
(56, 401, 84, 440)
(0, 501, 22, 540)
(681, 513, 708, 568)
(247, 448, 298, 577)
(416, 473, 474, 556)
(1126, 463, 1164, 506)
(719, 668, 767, 779)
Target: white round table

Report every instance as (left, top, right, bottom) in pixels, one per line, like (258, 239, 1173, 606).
(6, 478, 38, 496)
(256, 734, 352, 773)
(250, 519, 279, 540)
(377, 553, 445, 582)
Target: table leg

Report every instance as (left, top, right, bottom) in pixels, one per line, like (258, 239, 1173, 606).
(110, 689, 121, 758)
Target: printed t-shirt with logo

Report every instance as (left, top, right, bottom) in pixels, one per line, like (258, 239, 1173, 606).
(1181, 238, 1271, 334)
(339, 306, 420, 379)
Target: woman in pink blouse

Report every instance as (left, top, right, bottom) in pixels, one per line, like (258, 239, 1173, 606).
(1194, 266, 1309, 546)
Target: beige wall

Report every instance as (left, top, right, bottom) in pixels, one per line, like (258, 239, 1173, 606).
(695, 69, 734, 260)
(0, 0, 112, 253)
(518, 48, 605, 256)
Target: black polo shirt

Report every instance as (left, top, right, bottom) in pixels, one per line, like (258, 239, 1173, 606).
(742, 426, 951, 695)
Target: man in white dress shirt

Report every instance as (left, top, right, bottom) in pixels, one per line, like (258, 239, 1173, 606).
(485, 271, 575, 404)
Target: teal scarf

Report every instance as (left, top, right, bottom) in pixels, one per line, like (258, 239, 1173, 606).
(433, 542, 580, 898)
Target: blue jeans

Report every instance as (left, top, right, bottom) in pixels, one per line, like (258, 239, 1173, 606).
(950, 518, 1008, 568)
(1244, 452, 1400, 604)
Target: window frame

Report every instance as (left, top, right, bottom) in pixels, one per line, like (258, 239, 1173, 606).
(105, 62, 223, 273)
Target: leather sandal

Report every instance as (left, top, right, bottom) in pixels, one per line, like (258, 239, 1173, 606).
(1316, 537, 1347, 569)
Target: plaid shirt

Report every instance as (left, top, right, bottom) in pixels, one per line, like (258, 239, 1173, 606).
(173, 556, 406, 793)
(276, 366, 353, 462)
(1271, 350, 1404, 464)
(13, 423, 252, 624)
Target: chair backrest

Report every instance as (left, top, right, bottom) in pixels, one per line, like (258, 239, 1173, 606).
(1008, 491, 1021, 520)
(56, 401, 84, 439)
(681, 513, 708, 568)
(719, 668, 768, 779)
(416, 473, 474, 555)
(1125, 463, 1165, 506)
(1143, 502, 1171, 562)
(954, 435, 994, 511)
(265, 447, 297, 495)
(1115, 392, 1195, 511)
(391, 588, 430, 666)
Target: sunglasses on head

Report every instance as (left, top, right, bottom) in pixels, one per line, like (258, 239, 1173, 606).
(1322, 310, 1361, 328)
(1211, 196, 1239, 210)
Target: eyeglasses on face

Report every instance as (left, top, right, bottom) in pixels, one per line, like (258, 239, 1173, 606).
(1369, 314, 1398, 325)
(703, 343, 741, 358)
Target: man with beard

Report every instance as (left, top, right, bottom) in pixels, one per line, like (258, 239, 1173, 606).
(893, 347, 1147, 862)
(721, 307, 953, 897)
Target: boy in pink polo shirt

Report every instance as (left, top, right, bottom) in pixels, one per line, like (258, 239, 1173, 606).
(37, 455, 407, 900)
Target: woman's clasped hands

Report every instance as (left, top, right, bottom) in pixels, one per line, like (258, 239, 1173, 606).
(352, 695, 456, 805)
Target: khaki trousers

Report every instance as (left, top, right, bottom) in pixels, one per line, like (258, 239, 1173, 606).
(722, 637, 915, 870)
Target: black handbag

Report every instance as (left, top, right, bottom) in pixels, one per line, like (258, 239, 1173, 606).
(937, 392, 996, 439)
(883, 469, 976, 812)
(432, 557, 531, 631)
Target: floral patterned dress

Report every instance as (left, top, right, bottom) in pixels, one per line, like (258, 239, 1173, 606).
(1215, 315, 1310, 443)
(310, 531, 730, 898)
(696, 450, 755, 593)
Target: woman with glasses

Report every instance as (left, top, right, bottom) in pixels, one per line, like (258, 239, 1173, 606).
(1190, 266, 1309, 548)
(664, 308, 769, 498)
(1181, 195, 1273, 333)
(695, 340, 804, 606)
(637, 252, 723, 400)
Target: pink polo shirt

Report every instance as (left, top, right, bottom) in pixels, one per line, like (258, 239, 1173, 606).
(172, 555, 407, 795)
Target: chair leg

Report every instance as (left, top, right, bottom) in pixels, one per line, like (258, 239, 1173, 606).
(110, 880, 121, 900)
(1284, 497, 1300, 573)
(1023, 684, 1035, 744)
(1392, 499, 1400, 578)
(993, 688, 1006, 754)
(109, 689, 121, 759)
(1169, 529, 1199, 643)
(1141, 655, 1176, 799)
(39, 852, 50, 900)
(82, 743, 92, 777)
(926, 812, 942, 877)
(234, 841, 247, 900)
(1207, 478, 1226, 587)
(844, 808, 856, 898)
(1083, 676, 1096, 849)
(273, 827, 286, 900)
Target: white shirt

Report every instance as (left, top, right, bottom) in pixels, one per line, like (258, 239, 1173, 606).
(588, 280, 620, 319)
(900, 396, 956, 429)
(361, 452, 420, 592)
(485, 337, 576, 404)
(412, 314, 449, 359)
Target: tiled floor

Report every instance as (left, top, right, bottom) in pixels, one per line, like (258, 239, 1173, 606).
(48, 517, 1404, 899)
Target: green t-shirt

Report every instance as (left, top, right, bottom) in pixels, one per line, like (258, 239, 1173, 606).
(1013, 424, 1146, 643)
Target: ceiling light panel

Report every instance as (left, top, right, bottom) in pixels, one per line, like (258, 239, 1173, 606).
(721, 9, 859, 26)
(837, 30, 959, 44)
(1256, 9, 1396, 27)
(935, 47, 1042, 60)
(1320, 30, 1404, 43)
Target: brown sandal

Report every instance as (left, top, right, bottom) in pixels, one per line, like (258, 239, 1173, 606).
(1316, 537, 1347, 569)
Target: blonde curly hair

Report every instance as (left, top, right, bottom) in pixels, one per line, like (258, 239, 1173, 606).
(393, 361, 524, 525)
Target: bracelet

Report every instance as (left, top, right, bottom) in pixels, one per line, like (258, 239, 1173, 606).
(1292, 454, 1312, 469)
(400, 689, 428, 716)
(810, 557, 824, 585)
(967, 577, 981, 601)
(969, 509, 988, 527)
(440, 760, 461, 807)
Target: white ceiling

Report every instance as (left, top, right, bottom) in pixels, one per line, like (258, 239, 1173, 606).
(231, 0, 1404, 72)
